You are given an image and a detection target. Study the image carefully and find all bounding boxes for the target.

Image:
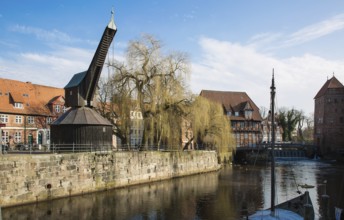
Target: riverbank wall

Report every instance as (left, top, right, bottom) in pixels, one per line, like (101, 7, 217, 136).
(0, 150, 220, 207)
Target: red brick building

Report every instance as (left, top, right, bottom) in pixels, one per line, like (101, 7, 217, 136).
(314, 76, 344, 155)
(200, 90, 262, 148)
(0, 78, 65, 149)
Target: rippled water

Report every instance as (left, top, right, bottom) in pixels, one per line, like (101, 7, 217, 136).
(2, 159, 344, 220)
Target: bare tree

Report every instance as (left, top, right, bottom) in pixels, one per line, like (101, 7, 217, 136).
(97, 34, 235, 152)
(296, 110, 305, 141)
(100, 35, 191, 149)
(302, 113, 314, 143)
(259, 106, 269, 119)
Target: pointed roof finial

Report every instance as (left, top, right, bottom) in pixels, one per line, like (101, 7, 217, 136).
(271, 68, 275, 91)
(272, 68, 275, 83)
(107, 7, 117, 30)
(333, 72, 335, 77)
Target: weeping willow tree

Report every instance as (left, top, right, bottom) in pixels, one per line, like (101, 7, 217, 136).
(97, 78, 132, 145)
(102, 34, 191, 149)
(188, 96, 236, 155)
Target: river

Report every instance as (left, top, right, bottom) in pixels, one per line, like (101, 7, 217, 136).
(2, 159, 344, 220)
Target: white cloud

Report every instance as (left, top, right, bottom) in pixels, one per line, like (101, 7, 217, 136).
(284, 13, 344, 47)
(0, 47, 90, 88)
(9, 25, 97, 45)
(247, 14, 344, 52)
(248, 32, 282, 51)
(0, 43, 125, 89)
(191, 37, 344, 114)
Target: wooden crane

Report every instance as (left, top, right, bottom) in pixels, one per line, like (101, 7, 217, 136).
(64, 10, 117, 108)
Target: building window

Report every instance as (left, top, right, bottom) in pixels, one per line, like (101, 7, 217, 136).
(14, 131, 22, 143)
(14, 103, 23, 108)
(46, 130, 50, 141)
(2, 131, 9, 143)
(27, 116, 35, 124)
(227, 111, 232, 116)
(55, 105, 60, 113)
(235, 112, 239, 116)
(47, 117, 53, 124)
(0, 114, 9, 123)
(240, 122, 244, 128)
(245, 110, 253, 119)
(15, 116, 22, 124)
(62, 106, 67, 113)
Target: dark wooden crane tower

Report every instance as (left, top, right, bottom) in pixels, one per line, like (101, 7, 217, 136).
(51, 11, 117, 151)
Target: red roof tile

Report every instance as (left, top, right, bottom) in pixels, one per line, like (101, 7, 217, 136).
(0, 78, 64, 116)
(200, 90, 262, 121)
(314, 76, 344, 99)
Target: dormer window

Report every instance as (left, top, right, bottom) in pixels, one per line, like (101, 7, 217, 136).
(47, 117, 53, 124)
(245, 110, 253, 119)
(227, 111, 232, 116)
(235, 112, 239, 116)
(14, 103, 23, 109)
(55, 105, 60, 113)
(62, 106, 67, 113)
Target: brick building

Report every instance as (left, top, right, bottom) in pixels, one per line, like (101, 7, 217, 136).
(314, 76, 344, 155)
(0, 78, 65, 149)
(200, 90, 262, 148)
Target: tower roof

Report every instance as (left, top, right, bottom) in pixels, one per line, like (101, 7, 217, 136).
(52, 107, 112, 125)
(107, 8, 117, 30)
(314, 76, 344, 99)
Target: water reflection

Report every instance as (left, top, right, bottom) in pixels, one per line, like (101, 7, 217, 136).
(2, 160, 344, 220)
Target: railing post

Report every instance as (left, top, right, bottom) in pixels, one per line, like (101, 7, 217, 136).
(73, 143, 74, 153)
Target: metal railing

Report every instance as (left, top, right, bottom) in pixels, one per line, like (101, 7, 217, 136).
(51, 144, 113, 153)
(1, 143, 215, 155)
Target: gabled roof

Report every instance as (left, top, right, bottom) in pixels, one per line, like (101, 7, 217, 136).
(48, 95, 65, 105)
(314, 76, 344, 99)
(0, 78, 64, 116)
(9, 91, 24, 103)
(64, 71, 87, 89)
(200, 90, 262, 121)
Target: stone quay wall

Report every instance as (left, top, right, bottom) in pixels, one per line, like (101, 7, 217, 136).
(0, 151, 220, 207)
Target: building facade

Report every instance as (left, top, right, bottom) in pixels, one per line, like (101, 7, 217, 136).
(314, 76, 344, 155)
(0, 78, 65, 149)
(261, 117, 283, 143)
(129, 109, 144, 148)
(200, 90, 262, 148)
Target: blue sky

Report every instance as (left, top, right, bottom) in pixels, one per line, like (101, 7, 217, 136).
(1, 1, 344, 115)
